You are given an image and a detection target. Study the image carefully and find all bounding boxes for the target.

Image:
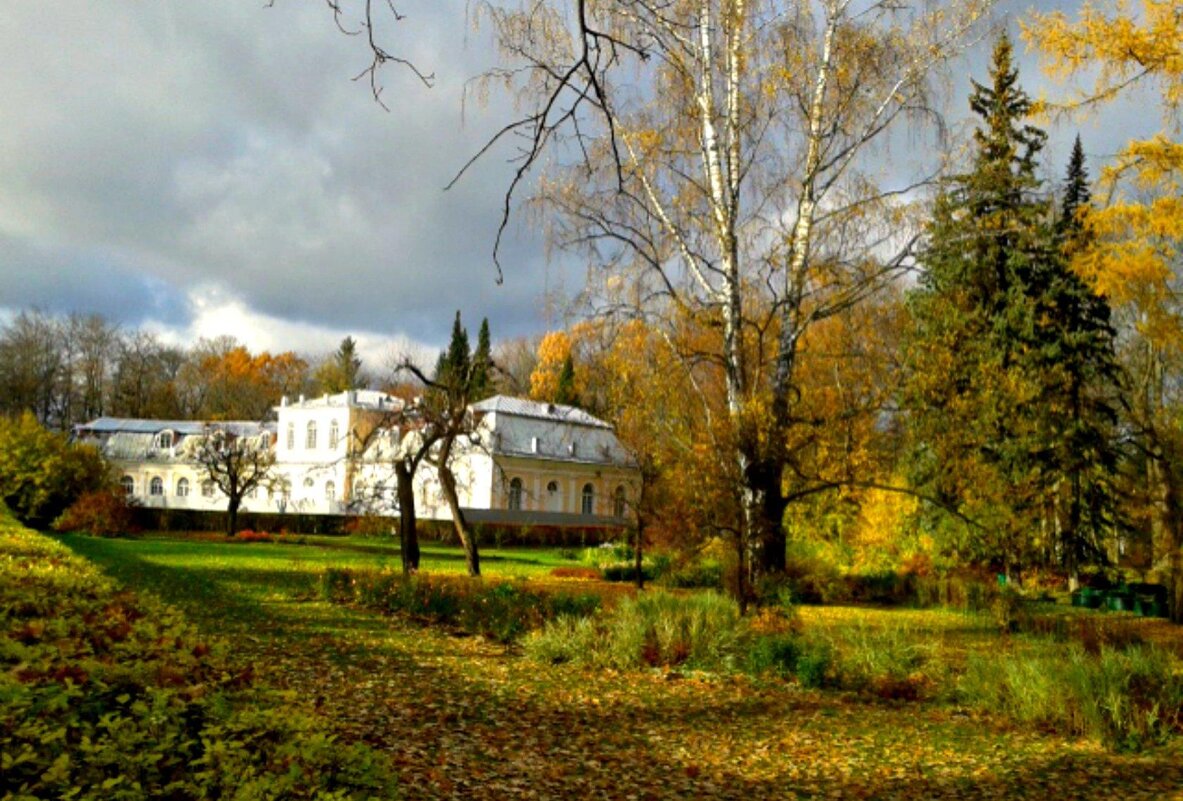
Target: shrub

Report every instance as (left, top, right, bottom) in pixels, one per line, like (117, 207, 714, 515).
(550, 566, 602, 580)
(0, 506, 397, 798)
(0, 412, 109, 528)
(744, 634, 802, 678)
(794, 638, 835, 689)
(342, 514, 392, 537)
(826, 623, 936, 700)
(659, 561, 724, 589)
(601, 563, 657, 582)
(957, 643, 1183, 750)
(52, 489, 136, 537)
(526, 591, 744, 671)
(320, 569, 602, 643)
(321, 567, 356, 603)
(234, 529, 273, 543)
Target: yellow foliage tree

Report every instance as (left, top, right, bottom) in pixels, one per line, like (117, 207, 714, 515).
(528, 330, 572, 403)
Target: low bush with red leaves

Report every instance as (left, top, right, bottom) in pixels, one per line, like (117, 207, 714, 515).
(234, 529, 273, 543)
(52, 489, 136, 537)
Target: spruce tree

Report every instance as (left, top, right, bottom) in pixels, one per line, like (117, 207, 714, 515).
(334, 336, 362, 390)
(905, 35, 1120, 578)
(435, 311, 471, 391)
(1034, 137, 1121, 585)
(555, 354, 579, 407)
(470, 319, 493, 401)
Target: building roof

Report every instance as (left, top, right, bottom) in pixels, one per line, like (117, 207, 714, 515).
(75, 418, 275, 462)
(470, 396, 612, 430)
(76, 418, 272, 437)
(277, 389, 403, 412)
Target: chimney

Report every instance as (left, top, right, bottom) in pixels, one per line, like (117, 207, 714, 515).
(280, 396, 288, 407)
(531, 436, 539, 454)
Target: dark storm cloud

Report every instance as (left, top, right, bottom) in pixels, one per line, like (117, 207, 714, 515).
(0, 1, 559, 350)
(0, 236, 187, 325)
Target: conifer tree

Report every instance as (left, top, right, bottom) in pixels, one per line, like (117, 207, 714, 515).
(470, 319, 493, 401)
(1035, 137, 1121, 587)
(554, 354, 579, 408)
(906, 36, 1120, 579)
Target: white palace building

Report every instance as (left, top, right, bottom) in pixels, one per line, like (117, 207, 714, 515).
(74, 391, 638, 528)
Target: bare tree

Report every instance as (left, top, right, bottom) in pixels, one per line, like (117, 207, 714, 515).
(187, 425, 276, 537)
(394, 311, 494, 576)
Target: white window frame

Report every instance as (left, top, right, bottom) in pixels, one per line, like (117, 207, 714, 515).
(581, 483, 595, 516)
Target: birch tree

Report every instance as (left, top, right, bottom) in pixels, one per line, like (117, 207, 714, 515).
(472, 0, 990, 583)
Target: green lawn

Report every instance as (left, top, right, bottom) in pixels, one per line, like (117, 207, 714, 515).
(57, 532, 1183, 800)
(59, 532, 587, 641)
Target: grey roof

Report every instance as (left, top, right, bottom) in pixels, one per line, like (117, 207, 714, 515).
(470, 396, 612, 429)
(77, 418, 273, 437)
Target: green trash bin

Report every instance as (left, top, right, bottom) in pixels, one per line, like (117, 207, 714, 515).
(1105, 590, 1134, 613)
(1078, 587, 1104, 609)
(1135, 595, 1166, 618)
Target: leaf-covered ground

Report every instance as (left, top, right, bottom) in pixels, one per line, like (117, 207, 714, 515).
(62, 535, 1183, 800)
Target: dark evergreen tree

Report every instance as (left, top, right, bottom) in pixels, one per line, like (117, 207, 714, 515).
(905, 36, 1121, 580)
(470, 319, 493, 401)
(554, 354, 579, 407)
(435, 311, 471, 391)
(1033, 136, 1122, 586)
(1058, 135, 1090, 241)
(334, 336, 363, 389)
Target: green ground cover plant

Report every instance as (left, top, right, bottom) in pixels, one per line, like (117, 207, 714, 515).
(0, 511, 396, 799)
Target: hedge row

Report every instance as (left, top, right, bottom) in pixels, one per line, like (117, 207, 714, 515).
(0, 510, 397, 800)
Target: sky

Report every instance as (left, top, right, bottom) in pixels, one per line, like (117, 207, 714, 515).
(0, 1, 1159, 368)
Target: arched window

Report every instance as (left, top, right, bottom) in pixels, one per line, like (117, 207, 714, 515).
(149, 476, 164, 496)
(581, 483, 595, 515)
(545, 480, 561, 512)
(325, 481, 336, 502)
(508, 477, 523, 511)
(303, 477, 315, 489)
(613, 485, 627, 518)
(120, 476, 134, 496)
(176, 478, 190, 497)
(305, 421, 317, 449)
(329, 420, 340, 449)
(201, 480, 215, 498)
(286, 423, 295, 450)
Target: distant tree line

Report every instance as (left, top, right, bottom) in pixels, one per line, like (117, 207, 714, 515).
(0, 310, 545, 431)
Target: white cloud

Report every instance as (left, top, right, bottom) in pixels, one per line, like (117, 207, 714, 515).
(144, 283, 438, 376)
